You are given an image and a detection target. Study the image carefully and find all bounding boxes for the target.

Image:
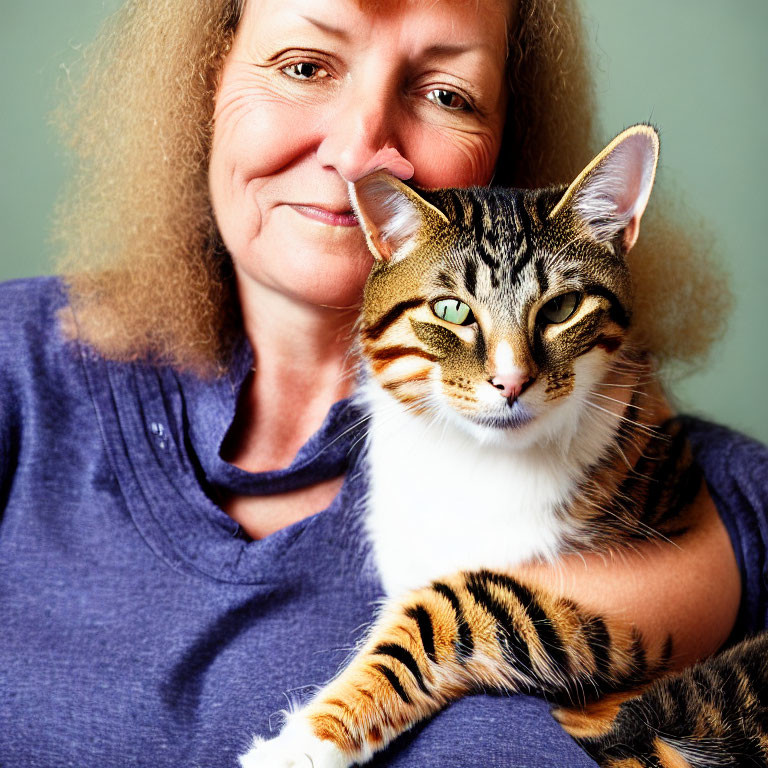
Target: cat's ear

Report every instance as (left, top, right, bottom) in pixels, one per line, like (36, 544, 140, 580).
(349, 172, 449, 263)
(549, 124, 659, 254)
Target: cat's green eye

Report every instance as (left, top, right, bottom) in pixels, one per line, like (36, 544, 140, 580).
(432, 299, 475, 326)
(539, 292, 581, 325)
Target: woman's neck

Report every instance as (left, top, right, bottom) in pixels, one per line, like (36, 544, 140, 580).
(222, 277, 360, 473)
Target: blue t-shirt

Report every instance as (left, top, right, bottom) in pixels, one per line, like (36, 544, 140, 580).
(0, 277, 766, 767)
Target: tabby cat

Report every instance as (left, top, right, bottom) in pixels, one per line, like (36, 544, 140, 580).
(241, 125, 768, 768)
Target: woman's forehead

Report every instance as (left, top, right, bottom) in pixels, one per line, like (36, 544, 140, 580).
(241, 0, 514, 23)
(354, 0, 513, 13)
(238, 0, 513, 51)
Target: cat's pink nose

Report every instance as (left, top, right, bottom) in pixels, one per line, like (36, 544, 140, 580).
(490, 373, 530, 400)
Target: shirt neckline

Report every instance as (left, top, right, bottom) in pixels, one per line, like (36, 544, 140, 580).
(78, 335, 370, 584)
(183, 337, 366, 495)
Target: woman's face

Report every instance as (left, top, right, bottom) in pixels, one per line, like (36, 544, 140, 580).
(209, 0, 510, 310)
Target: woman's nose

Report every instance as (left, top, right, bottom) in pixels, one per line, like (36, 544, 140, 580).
(316, 88, 414, 183)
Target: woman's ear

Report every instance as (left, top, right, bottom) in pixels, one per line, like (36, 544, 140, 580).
(349, 172, 449, 263)
(549, 124, 660, 254)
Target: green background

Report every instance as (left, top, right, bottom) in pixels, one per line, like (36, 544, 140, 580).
(2, 1, 767, 442)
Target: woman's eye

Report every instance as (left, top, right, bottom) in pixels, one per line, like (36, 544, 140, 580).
(425, 89, 468, 111)
(432, 299, 475, 326)
(281, 62, 329, 81)
(538, 292, 581, 325)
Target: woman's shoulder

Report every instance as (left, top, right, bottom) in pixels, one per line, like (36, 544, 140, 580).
(0, 275, 69, 339)
(685, 416, 768, 494)
(0, 276, 81, 393)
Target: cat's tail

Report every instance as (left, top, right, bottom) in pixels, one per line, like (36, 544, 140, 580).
(556, 632, 768, 768)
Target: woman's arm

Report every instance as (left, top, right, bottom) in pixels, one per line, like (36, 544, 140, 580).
(514, 487, 741, 669)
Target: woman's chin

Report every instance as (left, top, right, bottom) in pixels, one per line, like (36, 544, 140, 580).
(286, 274, 368, 311)
(234, 248, 372, 312)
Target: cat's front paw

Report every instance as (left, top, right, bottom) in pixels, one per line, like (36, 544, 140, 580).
(239, 718, 350, 768)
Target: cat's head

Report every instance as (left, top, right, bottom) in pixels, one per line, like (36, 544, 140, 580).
(351, 125, 659, 445)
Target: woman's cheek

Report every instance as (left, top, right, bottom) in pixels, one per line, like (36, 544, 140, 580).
(212, 60, 324, 181)
(402, 108, 502, 188)
(408, 123, 502, 188)
(209, 100, 320, 257)
(213, 99, 317, 189)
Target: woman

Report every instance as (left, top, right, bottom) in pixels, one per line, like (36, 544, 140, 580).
(0, 0, 763, 765)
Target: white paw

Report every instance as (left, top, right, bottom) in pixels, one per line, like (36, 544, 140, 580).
(239, 718, 350, 768)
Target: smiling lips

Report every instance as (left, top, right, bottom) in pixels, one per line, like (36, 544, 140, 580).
(291, 204, 359, 227)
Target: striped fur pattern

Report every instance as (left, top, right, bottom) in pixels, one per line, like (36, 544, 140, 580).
(240, 126, 767, 768)
(557, 633, 768, 767)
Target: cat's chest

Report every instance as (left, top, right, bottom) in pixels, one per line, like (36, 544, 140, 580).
(364, 402, 581, 597)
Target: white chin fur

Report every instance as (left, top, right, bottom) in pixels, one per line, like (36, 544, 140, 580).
(360, 350, 621, 597)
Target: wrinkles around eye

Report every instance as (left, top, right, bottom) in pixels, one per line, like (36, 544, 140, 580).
(418, 121, 500, 186)
(213, 61, 322, 123)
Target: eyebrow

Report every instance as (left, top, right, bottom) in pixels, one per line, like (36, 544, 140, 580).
(422, 42, 492, 57)
(297, 15, 351, 41)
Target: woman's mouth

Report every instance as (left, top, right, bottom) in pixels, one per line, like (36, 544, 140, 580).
(290, 204, 359, 227)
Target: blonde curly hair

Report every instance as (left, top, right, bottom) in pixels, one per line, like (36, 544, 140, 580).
(53, 0, 729, 374)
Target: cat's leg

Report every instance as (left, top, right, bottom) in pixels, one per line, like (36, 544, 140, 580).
(240, 569, 669, 768)
(556, 631, 768, 768)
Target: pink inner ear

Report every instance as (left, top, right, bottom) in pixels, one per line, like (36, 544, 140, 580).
(621, 216, 641, 253)
(614, 134, 657, 251)
(574, 131, 657, 250)
(372, 231, 396, 262)
(610, 135, 656, 221)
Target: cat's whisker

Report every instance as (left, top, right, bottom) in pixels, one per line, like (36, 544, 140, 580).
(584, 398, 658, 438)
(590, 391, 650, 413)
(610, 439, 636, 473)
(600, 379, 656, 394)
(600, 372, 655, 390)
(579, 480, 680, 547)
(299, 409, 376, 461)
(594, 388, 653, 403)
(333, 412, 374, 442)
(602, 363, 654, 382)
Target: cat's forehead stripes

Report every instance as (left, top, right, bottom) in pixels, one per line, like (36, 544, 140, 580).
(463, 259, 478, 298)
(427, 188, 577, 330)
(422, 190, 509, 295)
